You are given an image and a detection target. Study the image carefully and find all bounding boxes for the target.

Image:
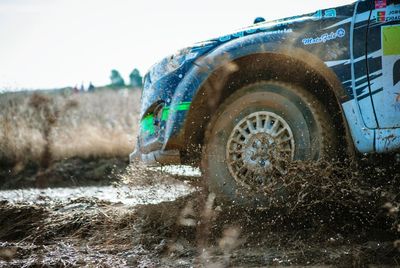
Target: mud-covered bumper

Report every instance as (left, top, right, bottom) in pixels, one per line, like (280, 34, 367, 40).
(131, 47, 208, 166)
(130, 60, 190, 166)
(129, 147, 181, 166)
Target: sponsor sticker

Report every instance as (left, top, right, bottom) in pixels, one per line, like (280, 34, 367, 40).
(257, 28, 293, 35)
(377, 11, 387, 22)
(373, 5, 400, 22)
(324, 9, 337, 18)
(311, 8, 337, 20)
(302, 28, 346, 45)
(383, 26, 400, 56)
(381, 25, 400, 113)
(386, 5, 400, 22)
(218, 28, 292, 43)
(375, 0, 387, 9)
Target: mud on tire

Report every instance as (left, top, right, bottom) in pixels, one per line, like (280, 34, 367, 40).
(201, 82, 338, 207)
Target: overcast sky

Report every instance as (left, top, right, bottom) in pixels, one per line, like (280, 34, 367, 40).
(0, 0, 354, 91)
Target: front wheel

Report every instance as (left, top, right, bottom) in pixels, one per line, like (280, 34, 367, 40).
(201, 82, 338, 207)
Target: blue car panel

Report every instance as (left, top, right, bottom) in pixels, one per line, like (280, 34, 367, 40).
(132, 0, 400, 164)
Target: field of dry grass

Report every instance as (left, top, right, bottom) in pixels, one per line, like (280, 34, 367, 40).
(0, 89, 141, 168)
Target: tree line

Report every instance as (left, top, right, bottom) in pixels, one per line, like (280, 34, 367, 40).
(109, 68, 143, 89)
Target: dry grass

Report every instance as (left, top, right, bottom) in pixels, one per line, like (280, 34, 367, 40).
(0, 89, 141, 167)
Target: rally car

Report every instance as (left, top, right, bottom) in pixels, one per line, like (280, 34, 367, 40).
(131, 0, 400, 204)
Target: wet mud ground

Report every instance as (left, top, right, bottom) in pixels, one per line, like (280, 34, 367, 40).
(0, 158, 399, 267)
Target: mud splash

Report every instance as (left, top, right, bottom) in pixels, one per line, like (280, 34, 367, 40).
(0, 161, 399, 267)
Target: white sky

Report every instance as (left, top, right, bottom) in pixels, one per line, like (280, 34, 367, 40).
(0, 0, 354, 91)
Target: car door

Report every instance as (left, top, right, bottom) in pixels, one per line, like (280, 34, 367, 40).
(367, 0, 400, 128)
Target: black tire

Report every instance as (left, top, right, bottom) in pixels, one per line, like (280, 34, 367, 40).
(201, 82, 338, 207)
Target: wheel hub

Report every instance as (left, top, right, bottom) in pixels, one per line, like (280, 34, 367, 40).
(243, 133, 273, 170)
(226, 111, 295, 189)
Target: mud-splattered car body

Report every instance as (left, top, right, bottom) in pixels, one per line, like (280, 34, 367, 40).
(131, 0, 400, 165)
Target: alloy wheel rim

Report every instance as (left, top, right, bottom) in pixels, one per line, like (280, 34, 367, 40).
(226, 111, 295, 189)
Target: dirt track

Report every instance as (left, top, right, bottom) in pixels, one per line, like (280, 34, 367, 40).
(0, 159, 399, 267)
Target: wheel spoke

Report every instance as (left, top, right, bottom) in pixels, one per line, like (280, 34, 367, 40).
(263, 115, 270, 131)
(232, 137, 243, 145)
(278, 136, 292, 145)
(238, 128, 249, 139)
(256, 114, 262, 130)
(246, 119, 256, 133)
(270, 120, 280, 134)
(274, 127, 287, 138)
(235, 165, 246, 175)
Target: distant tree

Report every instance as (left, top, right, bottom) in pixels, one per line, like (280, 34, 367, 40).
(129, 68, 143, 88)
(109, 69, 125, 88)
(88, 82, 95, 92)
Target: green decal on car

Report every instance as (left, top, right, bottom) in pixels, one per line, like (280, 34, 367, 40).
(175, 102, 191, 111)
(161, 102, 191, 121)
(382, 25, 400, 56)
(140, 102, 191, 135)
(141, 114, 155, 135)
(161, 107, 170, 121)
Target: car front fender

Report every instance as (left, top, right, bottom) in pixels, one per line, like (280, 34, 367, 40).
(162, 31, 347, 151)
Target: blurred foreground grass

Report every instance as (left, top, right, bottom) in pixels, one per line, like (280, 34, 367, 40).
(0, 89, 140, 169)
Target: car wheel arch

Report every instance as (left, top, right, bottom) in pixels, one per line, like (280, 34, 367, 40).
(182, 52, 352, 165)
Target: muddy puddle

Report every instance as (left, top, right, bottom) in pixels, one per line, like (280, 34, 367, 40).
(0, 164, 199, 206)
(0, 184, 194, 206)
(0, 161, 399, 267)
